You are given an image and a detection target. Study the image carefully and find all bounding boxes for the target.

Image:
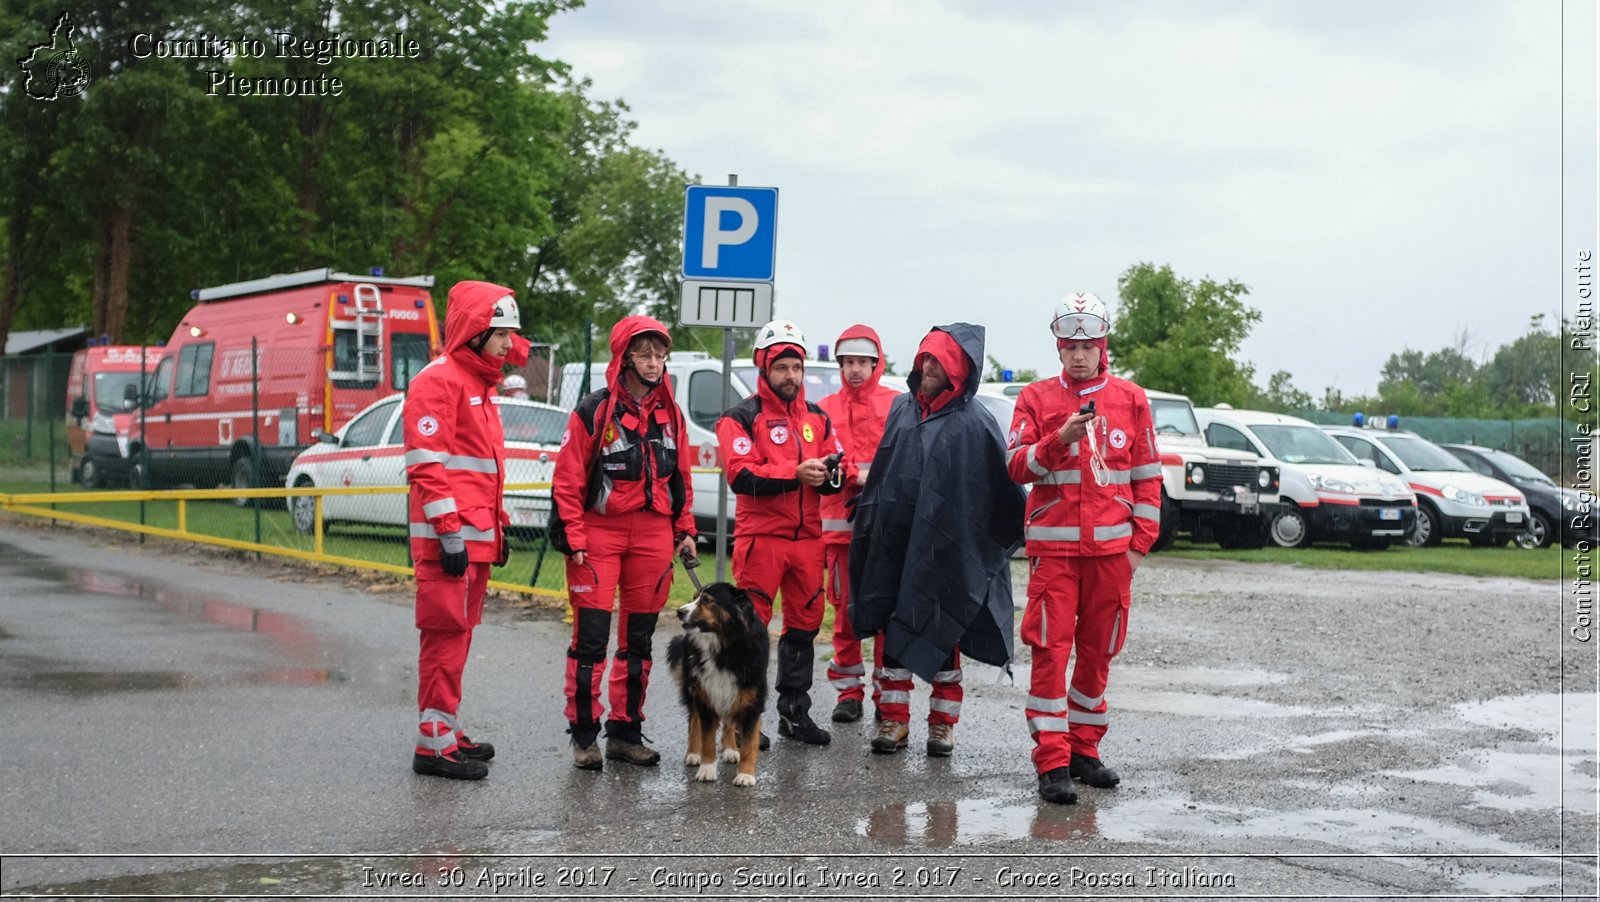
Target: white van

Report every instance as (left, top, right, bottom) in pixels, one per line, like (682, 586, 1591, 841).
(1196, 407, 1416, 549)
(556, 353, 905, 538)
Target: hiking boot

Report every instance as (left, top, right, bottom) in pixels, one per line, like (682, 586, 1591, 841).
(1038, 767, 1077, 804)
(1070, 753, 1121, 788)
(778, 713, 832, 745)
(412, 751, 488, 781)
(570, 736, 603, 771)
(456, 734, 495, 761)
(870, 719, 909, 754)
(925, 722, 955, 757)
(605, 737, 661, 766)
(832, 699, 863, 723)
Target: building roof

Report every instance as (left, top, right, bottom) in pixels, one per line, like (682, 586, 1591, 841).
(4, 327, 88, 355)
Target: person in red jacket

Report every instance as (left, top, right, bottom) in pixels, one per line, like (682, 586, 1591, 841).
(1008, 291, 1162, 804)
(716, 319, 844, 746)
(816, 325, 898, 725)
(550, 316, 697, 770)
(404, 280, 531, 780)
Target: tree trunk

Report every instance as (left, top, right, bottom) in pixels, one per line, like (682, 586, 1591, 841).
(91, 207, 111, 340)
(0, 200, 31, 356)
(105, 201, 135, 342)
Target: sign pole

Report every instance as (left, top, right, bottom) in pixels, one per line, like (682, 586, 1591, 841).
(714, 174, 737, 580)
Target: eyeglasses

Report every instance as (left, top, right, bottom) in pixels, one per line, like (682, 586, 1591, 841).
(1051, 312, 1109, 340)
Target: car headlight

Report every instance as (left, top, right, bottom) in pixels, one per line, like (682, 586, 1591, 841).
(1309, 474, 1356, 494)
(1441, 484, 1486, 506)
(1257, 469, 1271, 489)
(1187, 464, 1205, 486)
(91, 414, 116, 434)
(1566, 494, 1584, 511)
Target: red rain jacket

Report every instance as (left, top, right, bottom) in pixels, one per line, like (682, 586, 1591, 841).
(817, 325, 899, 546)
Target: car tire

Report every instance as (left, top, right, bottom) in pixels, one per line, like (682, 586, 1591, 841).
(1150, 489, 1178, 552)
(79, 457, 100, 490)
(1521, 510, 1554, 549)
(1267, 505, 1312, 549)
(231, 456, 258, 508)
(1406, 502, 1442, 548)
(128, 451, 150, 490)
(289, 476, 320, 536)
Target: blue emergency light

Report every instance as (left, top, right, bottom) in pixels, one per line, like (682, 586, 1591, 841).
(1352, 412, 1366, 427)
(1001, 368, 1014, 382)
(1387, 414, 1400, 430)
(370, 267, 385, 277)
(817, 344, 830, 361)
(415, 299, 426, 308)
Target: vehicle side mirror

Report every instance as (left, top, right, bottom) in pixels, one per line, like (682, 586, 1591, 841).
(70, 396, 89, 419)
(122, 383, 139, 410)
(314, 429, 340, 445)
(1357, 459, 1375, 469)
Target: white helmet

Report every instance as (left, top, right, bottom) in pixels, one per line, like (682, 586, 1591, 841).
(753, 319, 807, 355)
(1051, 291, 1109, 340)
(502, 374, 527, 391)
(488, 295, 521, 330)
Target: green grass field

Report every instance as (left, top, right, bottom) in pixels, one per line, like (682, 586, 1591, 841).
(1158, 538, 1565, 581)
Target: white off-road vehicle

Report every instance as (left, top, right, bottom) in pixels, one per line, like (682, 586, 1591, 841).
(1146, 389, 1280, 550)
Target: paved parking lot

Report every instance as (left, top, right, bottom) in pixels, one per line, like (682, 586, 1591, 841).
(0, 521, 1594, 899)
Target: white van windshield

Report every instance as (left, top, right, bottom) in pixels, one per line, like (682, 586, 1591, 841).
(1149, 398, 1200, 436)
(1249, 425, 1357, 465)
(92, 372, 144, 415)
(1376, 435, 1471, 472)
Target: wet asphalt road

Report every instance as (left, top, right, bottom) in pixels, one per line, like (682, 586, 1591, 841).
(0, 520, 1594, 900)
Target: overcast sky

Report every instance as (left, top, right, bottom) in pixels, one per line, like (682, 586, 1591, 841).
(541, 0, 1584, 397)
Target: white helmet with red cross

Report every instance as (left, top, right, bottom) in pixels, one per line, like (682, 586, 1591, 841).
(1051, 291, 1109, 340)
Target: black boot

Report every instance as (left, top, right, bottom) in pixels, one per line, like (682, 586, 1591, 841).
(456, 734, 495, 761)
(1037, 767, 1077, 803)
(832, 698, 863, 723)
(1070, 753, 1121, 788)
(778, 710, 832, 745)
(412, 751, 488, 781)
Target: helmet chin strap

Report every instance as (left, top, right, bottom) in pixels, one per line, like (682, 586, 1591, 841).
(625, 359, 663, 389)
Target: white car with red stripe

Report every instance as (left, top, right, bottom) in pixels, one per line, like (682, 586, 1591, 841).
(284, 393, 565, 535)
(1197, 408, 1416, 549)
(1323, 425, 1529, 548)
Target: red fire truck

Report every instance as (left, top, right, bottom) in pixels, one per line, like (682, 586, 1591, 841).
(134, 268, 441, 492)
(65, 343, 167, 488)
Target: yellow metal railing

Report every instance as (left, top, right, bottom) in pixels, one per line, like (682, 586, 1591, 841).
(0, 483, 564, 600)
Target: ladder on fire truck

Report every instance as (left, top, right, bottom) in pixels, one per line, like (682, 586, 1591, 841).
(351, 283, 384, 383)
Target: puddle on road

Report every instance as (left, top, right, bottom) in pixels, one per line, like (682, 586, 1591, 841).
(0, 545, 341, 692)
(1455, 693, 1599, 750)
(1, 666, 348, 695)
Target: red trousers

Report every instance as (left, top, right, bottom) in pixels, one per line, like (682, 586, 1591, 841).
(1021, 554, 1132, 772)
(734, 535, 825, 632)
(824, 545, 880, 705)
(414, 559, 489, 756)
(878, 647, 964, 725)
(562, 510, 675, 742)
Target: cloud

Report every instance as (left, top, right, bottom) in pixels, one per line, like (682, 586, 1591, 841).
(544, 0, 1563, 394)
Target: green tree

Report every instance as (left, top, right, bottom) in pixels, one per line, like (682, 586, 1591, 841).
(1479, 314, 1561, 415)
(1109, 262, 1261, 406)
(1250, 370, 1313, 413)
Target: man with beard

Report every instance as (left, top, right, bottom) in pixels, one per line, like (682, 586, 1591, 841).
(849, 323, 1025, 757)
(716, 319, 844, 746)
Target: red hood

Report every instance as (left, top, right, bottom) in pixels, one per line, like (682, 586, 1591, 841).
(913, 329, 970, 418)
(606, 314, 675, 405)
(444, 280, 530, 383)
(833, 323, 886, 398)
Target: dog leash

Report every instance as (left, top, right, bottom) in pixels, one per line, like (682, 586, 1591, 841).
(679, 548, 704, 593)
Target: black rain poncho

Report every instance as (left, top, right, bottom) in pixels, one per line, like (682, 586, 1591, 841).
(848, 323, 1026, 680)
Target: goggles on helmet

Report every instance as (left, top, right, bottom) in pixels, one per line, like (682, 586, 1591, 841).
(1051, 310, 1109, 340)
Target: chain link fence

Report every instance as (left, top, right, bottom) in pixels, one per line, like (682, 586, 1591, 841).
(0, 347, 568, 595)
(1292, 411, 1571, 483)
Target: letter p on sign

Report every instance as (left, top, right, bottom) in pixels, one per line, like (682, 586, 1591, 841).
(682, 185, 779, 282)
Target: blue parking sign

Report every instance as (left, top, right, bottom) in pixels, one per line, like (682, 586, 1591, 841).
(682, 185, 779, 282)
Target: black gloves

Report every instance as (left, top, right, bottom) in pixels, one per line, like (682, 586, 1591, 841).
(494, 534, 511, 568)
(439, 532, 469, 577)
(844, 495, 859, 523)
